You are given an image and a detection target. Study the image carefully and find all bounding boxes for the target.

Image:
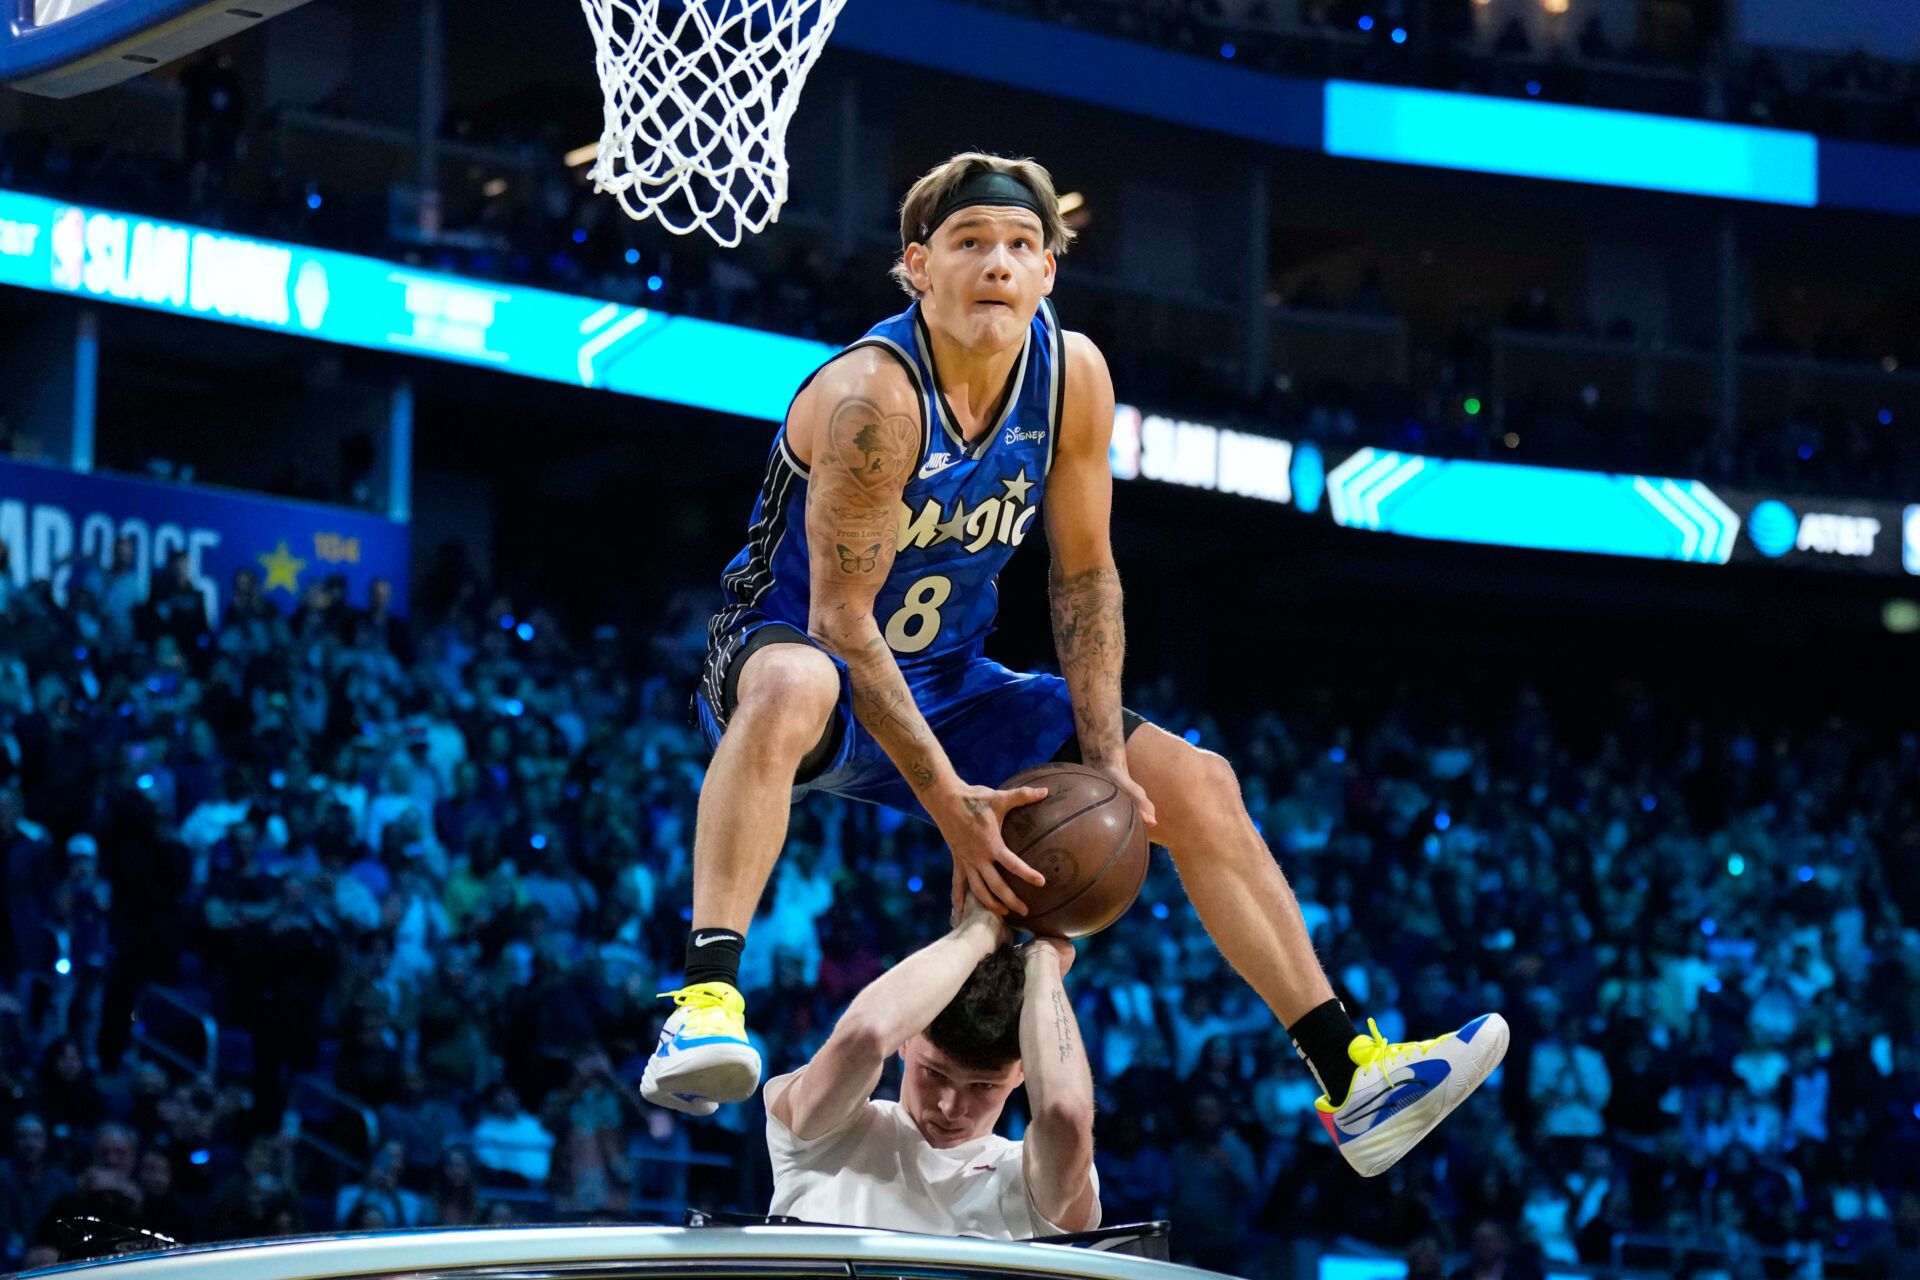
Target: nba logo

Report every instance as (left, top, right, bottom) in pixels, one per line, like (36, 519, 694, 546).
(1904, 506, 1920, 575)
(1110, 404, 1141, 480)
(49, 208, 84, 292)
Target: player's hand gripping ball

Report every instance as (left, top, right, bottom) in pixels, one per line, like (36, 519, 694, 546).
(996, 763, 1148, 938)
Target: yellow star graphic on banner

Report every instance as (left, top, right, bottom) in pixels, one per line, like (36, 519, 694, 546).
(258, 540, 307, 594)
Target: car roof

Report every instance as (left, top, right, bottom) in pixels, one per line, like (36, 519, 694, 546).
(21, 1225, 1225, 1280)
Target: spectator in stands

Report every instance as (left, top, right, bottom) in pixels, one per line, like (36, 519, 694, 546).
(1405, 1236, 1446, 1280)
(1528, 1010, 1611, 1143)
(377, 1065, 468, 1182)
(1169, 1092, 1256, 1271)
(425, 1145, 482, 1227)
(0, 512, 1915, 1276)
(99, 536, 143, 646)
(1094, 1109, 1171, 1225)
(139, 551, 209, 650)
(470, 1083, 553, 1187)
(1450, 1219, 1543, 1280)
(543, 1048, 633, 1218)
(208, 1168, 301, 1242)
(0, 1114, 72, 1263)
(34, 1039, 106, 1142)
(2, 785, 55, 981)
(334, 1138, 425, 1228)
(133, 1148, 194, 1243)
(362, 578, 413, 667)
(1860, 1188, 1920, 1280)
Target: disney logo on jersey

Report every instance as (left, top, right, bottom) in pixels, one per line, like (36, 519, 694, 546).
(1003, 425, 1047, 446)
(897, 467, 1040, 555)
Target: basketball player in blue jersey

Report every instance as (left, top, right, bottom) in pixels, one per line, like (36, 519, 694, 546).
(646, 152, 1508, 1178)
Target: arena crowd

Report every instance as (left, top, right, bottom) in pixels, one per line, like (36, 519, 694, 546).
(0, 534, 1916, 1278)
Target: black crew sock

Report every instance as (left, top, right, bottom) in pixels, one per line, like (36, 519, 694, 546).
(684, 928, 746, 990)
(1289, 998, 1358, 1103)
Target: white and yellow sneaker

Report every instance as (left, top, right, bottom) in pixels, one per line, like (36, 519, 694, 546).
(640, 982, 762, 1116)
(1315, 1012, 1509, 1177)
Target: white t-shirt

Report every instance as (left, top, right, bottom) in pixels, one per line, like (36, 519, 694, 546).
(765, 1073, 1099, 1239)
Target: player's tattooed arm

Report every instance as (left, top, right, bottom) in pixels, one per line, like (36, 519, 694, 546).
(1018, 939, 1097, 1231)
(1044, 333, 1153, 838)
(803, 370, 1050, 917)
(1049, 563, 1128, 764)
(805, 389, 954, 795)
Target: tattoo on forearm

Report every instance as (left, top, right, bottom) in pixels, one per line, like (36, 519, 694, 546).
(836, 543, 881, 573)
(1050, 565, 1126, 751)
(1050, 988, 1075, 1063)
(806, 389, 950, 795)
(855, 681, 924, 744)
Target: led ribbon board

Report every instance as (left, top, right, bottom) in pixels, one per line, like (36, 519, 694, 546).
(1109, 408, 1920, 576)
(1109, 404, 1299, 506)
(0, 188, 834, 422)
(1325, 81, 1819, 206)
(1327, 448, 1743, 562)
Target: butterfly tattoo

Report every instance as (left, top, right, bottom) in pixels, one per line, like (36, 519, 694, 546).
(837, 543, 882, 573)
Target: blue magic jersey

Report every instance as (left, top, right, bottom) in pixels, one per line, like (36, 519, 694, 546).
(710, 299, 1065, 667)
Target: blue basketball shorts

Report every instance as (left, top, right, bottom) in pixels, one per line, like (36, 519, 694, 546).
(691, 613, 1142, 822)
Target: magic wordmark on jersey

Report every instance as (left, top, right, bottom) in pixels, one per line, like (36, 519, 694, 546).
(897, 467, 1041, 554)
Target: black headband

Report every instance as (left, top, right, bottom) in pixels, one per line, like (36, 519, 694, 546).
(917, 169, 1046, 243)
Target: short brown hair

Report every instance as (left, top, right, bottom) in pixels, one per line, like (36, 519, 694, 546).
(923, 944, 1025, 1070)
(892, 153, 1075, 299)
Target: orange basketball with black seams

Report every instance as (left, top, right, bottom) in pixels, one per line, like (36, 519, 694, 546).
(998, 762, 1148, 938)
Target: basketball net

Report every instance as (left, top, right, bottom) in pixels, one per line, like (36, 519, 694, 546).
(578, 0, 849, 248)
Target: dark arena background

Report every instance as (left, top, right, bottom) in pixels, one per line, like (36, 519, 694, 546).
(2, 1, 1920, 1278)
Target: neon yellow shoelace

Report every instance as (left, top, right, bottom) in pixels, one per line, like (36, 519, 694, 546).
(1350, 1017, 1451, 1071)
(656, 982, 746, 1037)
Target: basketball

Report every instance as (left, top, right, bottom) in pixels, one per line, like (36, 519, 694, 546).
(997, 763, 1149, 938)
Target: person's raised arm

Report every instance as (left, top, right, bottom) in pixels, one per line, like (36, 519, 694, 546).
(768, 898, 1005, 1140)
(1042, 333, 1155, 828)
(1016, 937, 1098, 1232)
(797, 356, 1048, 916)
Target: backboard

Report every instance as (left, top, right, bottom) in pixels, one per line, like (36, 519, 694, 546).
(1, 0, 311, 98)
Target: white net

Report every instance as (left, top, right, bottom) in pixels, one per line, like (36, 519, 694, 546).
(579, 0, 849, 248)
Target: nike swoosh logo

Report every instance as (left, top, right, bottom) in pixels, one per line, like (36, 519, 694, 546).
(1339, 1070, 1419, 1125)
(917, 455, 959, 478)
(692, 934, 729, 947)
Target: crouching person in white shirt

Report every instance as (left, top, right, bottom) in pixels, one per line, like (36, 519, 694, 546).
(765, 895, 1099, 1238)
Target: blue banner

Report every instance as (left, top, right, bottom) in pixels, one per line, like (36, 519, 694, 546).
(829, 0, 1920, 216)
(1325, 81, 1818, 207)
(0, 188, 834, 422)
(1312, 445, 1920, 575)
(1325, 447, 1743, 562)
(0, 458, 410, 621)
